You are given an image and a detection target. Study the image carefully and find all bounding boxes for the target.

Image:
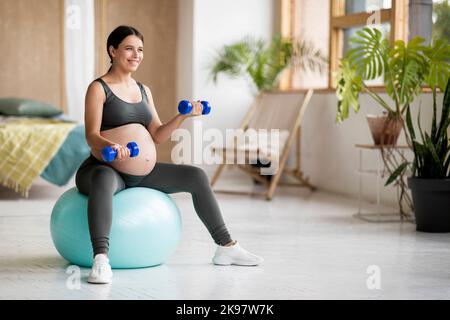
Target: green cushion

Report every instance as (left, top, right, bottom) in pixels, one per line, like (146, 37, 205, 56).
(0, 98, 63, 117)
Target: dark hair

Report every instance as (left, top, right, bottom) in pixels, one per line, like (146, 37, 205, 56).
(106, 25, 144, 72)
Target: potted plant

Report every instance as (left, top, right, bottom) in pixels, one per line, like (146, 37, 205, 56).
(335, 27, 449, 145)
(387, 79, 450, 232)
(209, 34, 327, 94)
(335, 26, 450, 217)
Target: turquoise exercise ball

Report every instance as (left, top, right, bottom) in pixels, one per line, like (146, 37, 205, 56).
(50, 187, 182, 269)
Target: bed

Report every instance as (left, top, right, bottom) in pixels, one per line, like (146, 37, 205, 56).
(40, 123, 90, 186)
(0, 114, 90, 197)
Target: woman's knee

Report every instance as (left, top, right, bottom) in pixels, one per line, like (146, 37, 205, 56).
(183, 166, 215, 196)
(90, 167, 120, 191)
(75, 169, 90, 195)
(184, 165, 209, 186)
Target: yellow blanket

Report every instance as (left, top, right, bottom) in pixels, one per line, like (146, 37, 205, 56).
(0, 117, 77, 197)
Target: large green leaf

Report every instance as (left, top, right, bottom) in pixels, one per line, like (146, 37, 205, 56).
(347, 28, 388, 80)
(335, 59, 363, 122)
(385, 162, 408, 186)
(423, 39, 450, 91)
(387, 37, 427, 106)
(405, 104, 415, 140)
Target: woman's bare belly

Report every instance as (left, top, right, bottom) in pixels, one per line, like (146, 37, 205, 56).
(91, 123, 157, 176)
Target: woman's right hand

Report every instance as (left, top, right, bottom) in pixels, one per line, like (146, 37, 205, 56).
(111, 144, 130, 161)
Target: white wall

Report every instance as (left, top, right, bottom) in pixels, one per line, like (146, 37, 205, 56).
(177, 0, 274, 132)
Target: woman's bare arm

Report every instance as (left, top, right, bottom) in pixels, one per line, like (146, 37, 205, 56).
(84, 81, 129, 159)
(143, 85, 201, 144)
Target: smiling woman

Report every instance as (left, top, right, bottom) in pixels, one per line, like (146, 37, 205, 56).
(87, 26, 156, 175)
(106, 25, 144, 73)
(71, 25, 264, 284)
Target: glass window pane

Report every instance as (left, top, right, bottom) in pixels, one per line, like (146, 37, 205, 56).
(432, 0, 450, 42)
(410, 0, 433, 42)
(345, 0, 392, 14)
(292, 0, 330, 89)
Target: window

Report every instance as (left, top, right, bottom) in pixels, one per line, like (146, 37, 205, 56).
(279, 0, 408, 90)
(329, 0, 408, 88)
(345, 0, 392, 14)
(279, 0, 330, 90)
(432, 0, 450, 43)
(281, 0, 448, 90)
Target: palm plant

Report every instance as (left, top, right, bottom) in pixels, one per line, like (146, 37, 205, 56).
(209, 34, 327, 93)
(335, 27, 450, 123)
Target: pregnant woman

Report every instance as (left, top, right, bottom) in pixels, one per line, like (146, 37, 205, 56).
(75, 25, 263, 284)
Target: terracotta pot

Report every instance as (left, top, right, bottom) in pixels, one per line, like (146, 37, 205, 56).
(366, 113, 403, 145)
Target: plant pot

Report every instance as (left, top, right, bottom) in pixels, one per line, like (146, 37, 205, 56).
(408, 177, 450, 232)
(366, 114, 403, 145)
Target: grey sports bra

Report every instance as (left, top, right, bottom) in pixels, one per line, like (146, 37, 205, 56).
(95, 78, 152, 131)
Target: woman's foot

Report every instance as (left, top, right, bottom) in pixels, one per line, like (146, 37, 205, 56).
(212, 241, 264, 266)
(87, 254, 113, 284)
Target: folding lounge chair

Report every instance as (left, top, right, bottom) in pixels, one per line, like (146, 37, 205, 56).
(210, 89, 316, 200)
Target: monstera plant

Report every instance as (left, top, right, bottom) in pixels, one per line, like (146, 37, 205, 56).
(335, 27, 450, 145)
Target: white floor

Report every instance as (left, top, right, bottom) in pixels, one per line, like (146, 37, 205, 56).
(1, 169, 450, 300)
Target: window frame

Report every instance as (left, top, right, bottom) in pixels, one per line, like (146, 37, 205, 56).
(329, 0, 409, 88)
(279, 0, 410, 90)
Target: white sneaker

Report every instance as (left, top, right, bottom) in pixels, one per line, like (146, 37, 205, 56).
(212, 241, 264, 266)
(87, 254, 113, 284)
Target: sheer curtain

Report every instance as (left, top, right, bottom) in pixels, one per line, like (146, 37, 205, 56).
(64, 0, 95, 124)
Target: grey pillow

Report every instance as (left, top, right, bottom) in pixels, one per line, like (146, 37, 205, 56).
(0, 98, 63, 117)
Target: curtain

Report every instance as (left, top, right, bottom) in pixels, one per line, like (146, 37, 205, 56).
(64, 0, 95, 123)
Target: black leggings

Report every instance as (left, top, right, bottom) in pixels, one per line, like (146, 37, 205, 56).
(75, 155, 232, 256)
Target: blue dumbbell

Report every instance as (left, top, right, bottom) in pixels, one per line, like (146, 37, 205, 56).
(101, 142, 139, 163)
(178, 100, 211, 115)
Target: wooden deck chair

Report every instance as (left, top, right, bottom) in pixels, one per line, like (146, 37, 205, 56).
(210, 89, 316, 200)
